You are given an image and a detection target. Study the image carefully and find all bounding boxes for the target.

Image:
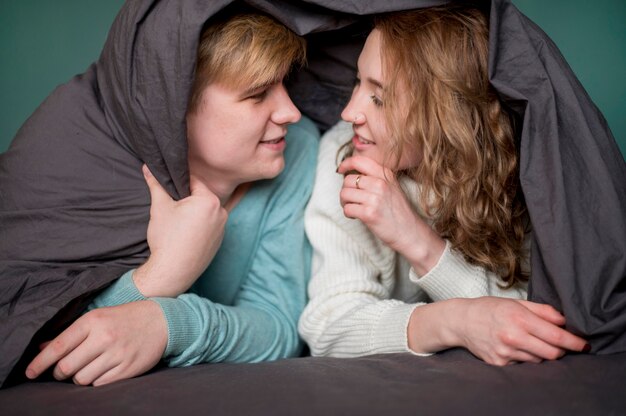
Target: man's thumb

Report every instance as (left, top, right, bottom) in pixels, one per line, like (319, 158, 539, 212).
(142, 164, 172, 204)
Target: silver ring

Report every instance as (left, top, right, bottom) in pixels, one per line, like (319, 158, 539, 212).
(355, 175, 362, 190)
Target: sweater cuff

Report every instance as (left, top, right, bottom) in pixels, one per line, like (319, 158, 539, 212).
(371, 302, 431, 356)
(409, 241, 488, 301)
(151, 297, 202, 360)
(89, 269, 146, 310)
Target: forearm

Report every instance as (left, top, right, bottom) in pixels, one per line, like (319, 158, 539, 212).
(299, 287, 427, 358)
(396, 216, 446, 276)
(89, 263, 305, 367)
(409, 241, 528, 301)
(155, 294, 302, 367)
(88, 269, 145, 311)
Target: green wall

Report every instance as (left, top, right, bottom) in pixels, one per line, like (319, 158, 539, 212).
(1, 0, 624, 155)
(0, 0, 125, 152)
(514, 0, 625, 156)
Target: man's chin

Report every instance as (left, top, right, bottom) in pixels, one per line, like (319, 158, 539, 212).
(253, 159, 285, 181)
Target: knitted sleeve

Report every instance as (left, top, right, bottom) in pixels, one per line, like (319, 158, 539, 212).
(410, 241, 528, 301)
(299, 122, 425, 357)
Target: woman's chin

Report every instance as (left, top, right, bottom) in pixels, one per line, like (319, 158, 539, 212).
(353, 148, 383, 165)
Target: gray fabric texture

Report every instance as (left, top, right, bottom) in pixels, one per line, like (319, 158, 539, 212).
(0, 0, 624, 389)
(0, 350, 625, 415)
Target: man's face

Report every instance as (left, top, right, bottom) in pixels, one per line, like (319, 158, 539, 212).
(186, 79, 301, 185)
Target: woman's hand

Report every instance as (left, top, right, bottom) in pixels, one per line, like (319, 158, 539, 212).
(134, 165, 228, 298)
(25, 301, 167, 386)
(408, 297, 589, 365)
(337, 156, 445, 275)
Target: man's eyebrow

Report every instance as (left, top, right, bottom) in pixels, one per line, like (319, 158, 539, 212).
(241, 80, 279, 97)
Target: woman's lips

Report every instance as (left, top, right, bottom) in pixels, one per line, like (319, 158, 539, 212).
(352, 134, 375, 150)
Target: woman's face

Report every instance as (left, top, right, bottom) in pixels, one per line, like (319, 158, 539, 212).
(187, 79, 301, 185)
(341, 29, 419, 169)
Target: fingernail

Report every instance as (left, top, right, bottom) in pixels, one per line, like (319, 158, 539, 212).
(582, 344, 591, 353)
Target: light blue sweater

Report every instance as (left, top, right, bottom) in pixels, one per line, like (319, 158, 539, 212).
(90, 117, 319, 367)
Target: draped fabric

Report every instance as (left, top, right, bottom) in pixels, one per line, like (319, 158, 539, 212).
(1, 0, 623, 387)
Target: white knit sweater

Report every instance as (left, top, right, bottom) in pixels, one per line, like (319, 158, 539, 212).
(298, 121, 528, 358)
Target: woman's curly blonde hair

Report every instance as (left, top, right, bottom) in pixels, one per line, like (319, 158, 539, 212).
(374, 5, 528, 286)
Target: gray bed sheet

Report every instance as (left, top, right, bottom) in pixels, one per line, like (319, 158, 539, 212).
(1, 350, 624, 415)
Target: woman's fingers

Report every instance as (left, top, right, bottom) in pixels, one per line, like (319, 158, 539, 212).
(488, 348, 544, 366)
(340, 180, 383, 221)
(461, 297, 588, 366)
(508, 350, 543, 364)
(340, 174, 382, 211)
(338, 155, 389, 179)
(505, 331, 566, 362)
(517, 300, 588, 352)
(524, 311, 588, 352)
(342, 173, 385, 192)
(516, 300, 566, 326)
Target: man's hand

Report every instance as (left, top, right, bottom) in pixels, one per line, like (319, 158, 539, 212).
(134, 165, 228, 297)
(25, 301, 167, 386)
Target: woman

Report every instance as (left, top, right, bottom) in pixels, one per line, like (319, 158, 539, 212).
(23, 12, 319, 385)
(299, 5, 589, 365)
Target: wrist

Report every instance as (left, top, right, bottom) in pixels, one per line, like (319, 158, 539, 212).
(407, 299, 467, 353)
(402, 227, 446, 276)
(133, 258, 166, 298)
(440, 298, 469, 349)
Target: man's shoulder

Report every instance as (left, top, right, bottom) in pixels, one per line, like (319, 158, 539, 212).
(281, 116, 320, 175)
(285, 116, 320, 154)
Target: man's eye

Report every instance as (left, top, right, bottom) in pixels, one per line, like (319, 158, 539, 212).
(249, 90, 268, 102)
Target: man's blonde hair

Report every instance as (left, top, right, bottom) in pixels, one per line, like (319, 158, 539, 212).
(188, 13, 306, 112)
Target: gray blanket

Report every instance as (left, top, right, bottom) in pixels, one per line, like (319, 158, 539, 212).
(1, 0, 624, 388)
(1, 350, 625, 415)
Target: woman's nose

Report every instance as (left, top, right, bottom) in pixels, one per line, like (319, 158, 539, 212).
(341, 95, 365, 125)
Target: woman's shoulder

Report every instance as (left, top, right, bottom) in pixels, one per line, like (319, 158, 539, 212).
(307, 121, 352, 201)
(318, 120, 352, 161)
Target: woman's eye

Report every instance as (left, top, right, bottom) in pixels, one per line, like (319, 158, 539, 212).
(370, 94, 383, 107)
